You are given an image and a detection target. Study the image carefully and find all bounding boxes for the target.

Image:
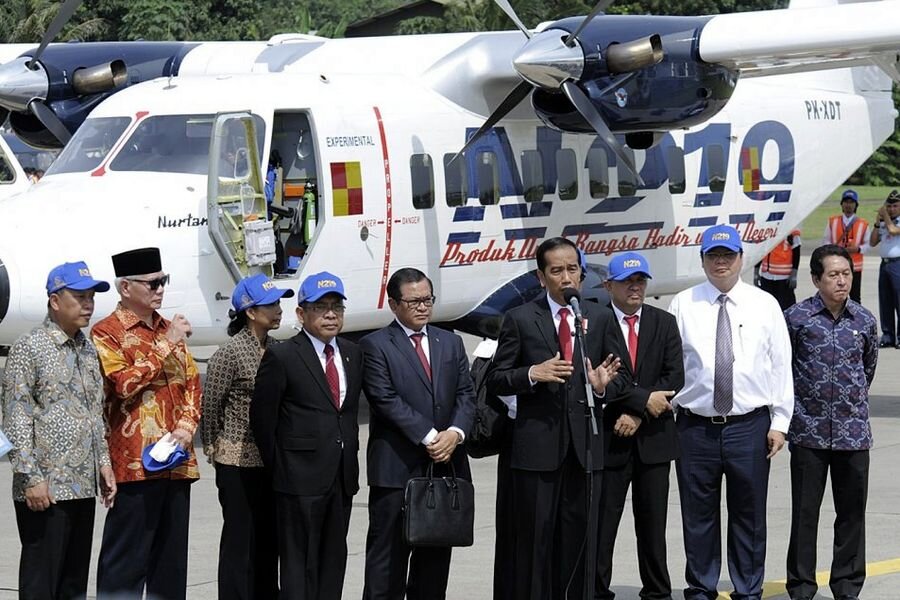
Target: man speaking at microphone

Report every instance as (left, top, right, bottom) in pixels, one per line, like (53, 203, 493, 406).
(487, 237, 643, 600)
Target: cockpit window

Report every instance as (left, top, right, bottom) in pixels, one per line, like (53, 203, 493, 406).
(45, 117, 131, 175)
(110, 114, 266, 175)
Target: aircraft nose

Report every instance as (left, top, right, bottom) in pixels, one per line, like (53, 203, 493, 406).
(0, 257, 9, 324)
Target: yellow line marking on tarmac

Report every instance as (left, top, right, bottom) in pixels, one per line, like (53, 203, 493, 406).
(713, 557, 900, 599)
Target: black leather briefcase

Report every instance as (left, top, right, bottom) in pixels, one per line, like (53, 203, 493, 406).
(403, 462, 474, 547)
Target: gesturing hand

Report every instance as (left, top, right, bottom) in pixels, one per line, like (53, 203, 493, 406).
(529, 353, 574, 384)
(586, 353, 621, 395)
(646, 391, 675, 418)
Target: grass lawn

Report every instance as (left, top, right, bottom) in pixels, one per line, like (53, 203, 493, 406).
(799, 185, 897, 244)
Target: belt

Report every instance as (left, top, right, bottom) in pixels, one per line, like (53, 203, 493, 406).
(882, 257, 900, 264)
(677, 406, 768, 425)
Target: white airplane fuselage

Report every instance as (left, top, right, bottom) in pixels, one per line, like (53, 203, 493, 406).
(0, 31, 894, 344)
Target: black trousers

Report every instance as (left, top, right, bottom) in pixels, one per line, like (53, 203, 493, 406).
(215, 464, 278, 600)
(96, 479, 191, 600)
(786, 446, 869, 600)
(14, 497, 95, 600)
(596, 458, 673, 600)
(676, 408, 771, 600)
(276, 481, 352, 600)
(362, 486, 452, 600)
(850, 269, 862, 304)
(758, 278, 796, 311)
(494, 425, 516, 600)
(512, 445, 601, 600)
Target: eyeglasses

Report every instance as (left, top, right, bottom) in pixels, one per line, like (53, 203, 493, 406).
(399, 296, 436, 308)
(127, 274, 170, 291)
(304, 302, 346, 315)
(704, 252, 738, 262)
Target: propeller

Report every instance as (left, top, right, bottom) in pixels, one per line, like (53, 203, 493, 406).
(561, 77, 642, 184)
(457, 0, 660, 185)
(451, 80, 532, 163)
(27, 0, 85, 70)
(29, 100, 71, 145)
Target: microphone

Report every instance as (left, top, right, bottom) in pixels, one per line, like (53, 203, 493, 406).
(562, 288, 582, 321)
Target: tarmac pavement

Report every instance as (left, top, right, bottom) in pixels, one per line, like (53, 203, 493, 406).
(0, 254, 898, 599)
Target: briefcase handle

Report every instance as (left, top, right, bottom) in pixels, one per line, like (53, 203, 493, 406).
(425, 461, 463, 510)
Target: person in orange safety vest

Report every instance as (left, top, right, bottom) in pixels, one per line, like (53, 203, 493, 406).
(822, 189, 870, 303)
(755, 229, 801, 310)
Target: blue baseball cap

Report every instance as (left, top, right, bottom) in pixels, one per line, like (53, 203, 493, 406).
(298, 271, 347, 304)
(231, 273, 295, 312)
(607, 252, 652, 281)
(46, 261, 110, 295)
(841, 189, 859, 203)
(141, 444, 189, 472)
(700, 225, 742, 254)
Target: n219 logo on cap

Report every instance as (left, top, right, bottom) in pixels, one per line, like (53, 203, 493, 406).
(318, 280, 337, 288)
(623, 259, 642, 268)
(711, 232, 731, 241)
(261, 281, 276, 291)
(78, 268, 91, 277)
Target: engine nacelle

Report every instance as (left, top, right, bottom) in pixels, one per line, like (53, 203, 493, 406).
(531, 15, 739, 136)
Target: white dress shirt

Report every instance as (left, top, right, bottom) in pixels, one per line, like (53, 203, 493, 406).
(668, 280, 794, 433)
(303, 330, 347, 407)
(473, 338, 517, 419)
(394, 319, 465, 445)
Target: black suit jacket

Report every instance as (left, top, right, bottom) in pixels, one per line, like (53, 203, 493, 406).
(250, 333, 362, 497)
(486, 296, 642, 472)
(603, 303, 684, 468)
(360, 321, 475, 489)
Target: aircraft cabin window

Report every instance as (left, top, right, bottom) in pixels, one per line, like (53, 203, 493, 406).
(521, 150, 544, 202)
(587, 148, 609, 199)
(477, 151, 500, 206)
(556, 148, 578, 201)
(410, 154, 435, 209)
(0, 152, 13, 183)
(45, 117, 131, 175)
(618, 149, 638, 196)
(443, 153, 467, 207)
(666, 146, 686, 194)
(707, 144, 726, 192)
(110, 114, 266, 175)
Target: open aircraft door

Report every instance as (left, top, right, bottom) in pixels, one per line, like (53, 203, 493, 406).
(207, 112, 276, 282)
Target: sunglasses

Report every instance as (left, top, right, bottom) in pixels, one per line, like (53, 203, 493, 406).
(127, 274, 170, 291)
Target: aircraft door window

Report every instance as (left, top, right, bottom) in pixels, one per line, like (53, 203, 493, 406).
(521, 150, 544, 202)
(45, 117, 131, 175)
(587, 148, 609, 199)
(410, 154, 434, 209)
(617, 148, 638, 196)
(556, 148, 578, 201)
(666, 146, 686, 194)
(707, 144, 727, 192)
(476, 151, 499, 206)
(442, 153, 467, 207)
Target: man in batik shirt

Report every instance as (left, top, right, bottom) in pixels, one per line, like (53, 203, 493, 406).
(784, 244, 879, 600)
(2, 260, 117, 600)
(91, 247, 202, 600)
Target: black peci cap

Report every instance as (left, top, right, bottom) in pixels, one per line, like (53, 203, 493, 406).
(112, 247, 162, 277)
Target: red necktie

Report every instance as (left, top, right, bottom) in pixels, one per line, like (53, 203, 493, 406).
(558, 307, 573, 361)
(323, 343, 341, 409)
(410, 333, 431, 380)
(624, 314, 639, 371)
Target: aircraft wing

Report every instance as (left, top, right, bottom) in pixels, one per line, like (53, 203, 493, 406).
(699, 0, 900, 81)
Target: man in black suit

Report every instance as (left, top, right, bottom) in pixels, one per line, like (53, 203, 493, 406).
(487, 237, 642, 600)
(595, 252, 684, 600)
(360, 267, 475, 600)
(251, 271, 362, 600)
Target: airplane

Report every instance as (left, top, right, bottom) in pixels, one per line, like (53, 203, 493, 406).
(0, 0, 897, 345)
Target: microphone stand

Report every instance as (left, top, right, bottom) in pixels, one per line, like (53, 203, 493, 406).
(571, 306, 600, 600)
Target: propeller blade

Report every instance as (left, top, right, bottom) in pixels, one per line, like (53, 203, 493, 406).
(564, 0, 615, 47)
(450, 80, 532, 164)
(560, 79, 643, 185)
(27, 0, 85, 69)
(29, 100, 71, 145)
(492, 0, 532, 39)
